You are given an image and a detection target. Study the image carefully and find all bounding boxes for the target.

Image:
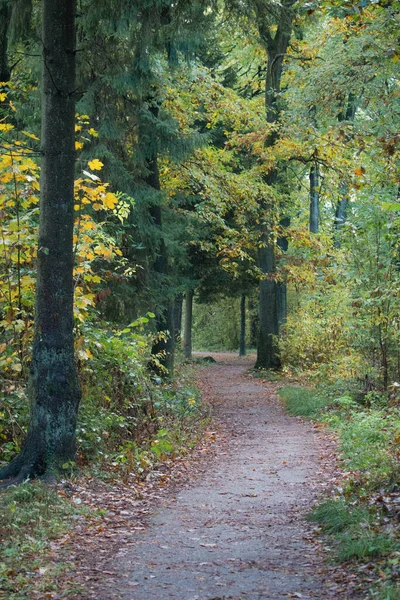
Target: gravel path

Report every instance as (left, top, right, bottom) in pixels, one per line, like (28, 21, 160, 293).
(105, 354, 336, 600)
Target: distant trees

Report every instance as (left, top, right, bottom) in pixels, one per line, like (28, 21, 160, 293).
(1, 0, 399, 483)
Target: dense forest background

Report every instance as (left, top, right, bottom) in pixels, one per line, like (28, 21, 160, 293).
(0, 0, 399, 597)
(0, 0, 398, 472)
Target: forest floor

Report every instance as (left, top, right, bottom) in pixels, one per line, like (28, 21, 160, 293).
(50, 353, 361, 599)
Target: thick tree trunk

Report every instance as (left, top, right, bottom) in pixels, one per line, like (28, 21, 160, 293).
(0, 1, 11, 84)
(255, 10, 293, 369)
(239, 293, 246, 357)
(183, 289, 193, 360)
(309, 162, 320, 234)
(0, 0, 80, 482)
(255, 242, 280, 369)
(138, 101, 175, 376)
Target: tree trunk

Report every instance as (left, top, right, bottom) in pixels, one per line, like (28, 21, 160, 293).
(239, 293, 246, 356)
(0, 1, 11, 84)
(0, 0, 80, 483)
(255, 6, 294, 369)
(255, 242, 280, 369)
(248, 296, 259, 349)
(173, 293, 183, 343)
(139, 102, 175, 376)
(183, 289, 193, 360)
(334, 93, 356, 247)
(309, 162, 320, 234)
(149, 199, 175, 375)
(334, 185, 349, 248)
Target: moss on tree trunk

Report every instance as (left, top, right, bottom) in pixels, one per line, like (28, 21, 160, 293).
(0, 0, 81, 483)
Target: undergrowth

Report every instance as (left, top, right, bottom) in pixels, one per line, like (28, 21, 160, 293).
(0, 482, 89, 599)
(279, 383, 400, 598)
(0, 323, 209, 598)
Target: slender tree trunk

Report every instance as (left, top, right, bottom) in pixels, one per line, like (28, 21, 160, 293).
(239, 293, 246, 356)
(309, 162, 320, 234)
(173, 293, 183, 343)
(149, 199, 175, 375)
(334, 185, 349, 248)
(0, 0, 80, 482)
(248, 296, 258, 349)
(334, 93, 356, 247)
(183, 289, 193, 360)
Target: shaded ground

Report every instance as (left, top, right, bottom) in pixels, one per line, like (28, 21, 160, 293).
(64, 353, 350, 600)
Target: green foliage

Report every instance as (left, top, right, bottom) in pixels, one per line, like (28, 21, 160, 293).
(327, 409, 400, 487)
(309, 499, 372, 534)
(337, 533, 395, 562)
(310, 498, 397, 561)
(279, 385, 337, 418)
(192, 296, 253, 352)
(286, 380, 400, 596)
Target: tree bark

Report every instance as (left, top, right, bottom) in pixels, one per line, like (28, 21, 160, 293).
(183, 289, 193, 360)
(146, 149, 175, 376)
(248, 296, 259, 349)
(0, 0, 80, 482)
(309, 162, 320, 234)
(334, 93, 356, 247)
(173, 293, 183, 343)
(254, 3, 294, 369)
(239, 293, 246, 356)
(0, 0, 11, 84)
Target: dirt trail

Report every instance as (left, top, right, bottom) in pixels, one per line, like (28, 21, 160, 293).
(91, 354, 339, 600)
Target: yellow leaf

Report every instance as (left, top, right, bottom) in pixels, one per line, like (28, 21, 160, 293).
(88, 128, 98, 137)
(75, 141, 84, 150)
(88, 159, 104, 171)
(82, 221, 96, 230)
(104, 192, 118, 209)
(21, 130, 40, 141)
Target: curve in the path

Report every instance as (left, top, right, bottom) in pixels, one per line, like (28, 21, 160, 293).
(109, 355, 333, 600)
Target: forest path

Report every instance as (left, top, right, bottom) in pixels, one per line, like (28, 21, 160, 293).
(83, 353, 341, 600)
(85, 354, 345, 600)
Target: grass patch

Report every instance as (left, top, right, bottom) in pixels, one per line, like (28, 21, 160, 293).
(337, 532, 395, 561)
(308, 499, 372, 534)
(280, 382, 400, 597)
(0, 481, 89, 599)
(373, 584, 400, 600)
(278, 385, 336, 417)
